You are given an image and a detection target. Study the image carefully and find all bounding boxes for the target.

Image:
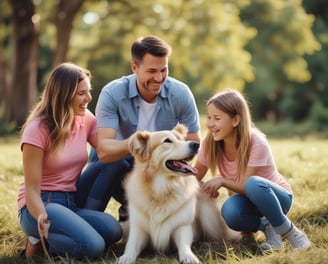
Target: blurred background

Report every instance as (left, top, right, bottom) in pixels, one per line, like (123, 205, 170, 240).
(1, 0, 327, 137)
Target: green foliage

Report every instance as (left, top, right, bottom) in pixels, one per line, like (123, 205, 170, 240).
(240, 0, 321, 122)
(255, 119, 328, 139)
(1, 0, 327, 131)
(0, 104, 17, 136)
(309, 101, 328, 131)
(71, 0, 256, 99)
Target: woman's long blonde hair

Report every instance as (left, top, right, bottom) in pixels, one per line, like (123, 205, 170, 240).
(20, 62, 91, 153)
(204, 89, 254, 181)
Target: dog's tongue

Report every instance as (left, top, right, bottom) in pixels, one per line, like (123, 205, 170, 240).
(174, 161, 198, 175)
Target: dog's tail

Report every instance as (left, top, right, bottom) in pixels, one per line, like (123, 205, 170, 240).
(195, 193, 242, 243)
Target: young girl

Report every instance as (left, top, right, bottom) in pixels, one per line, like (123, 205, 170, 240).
(195, 89, 311, 250)
(18, 63, 122, 259)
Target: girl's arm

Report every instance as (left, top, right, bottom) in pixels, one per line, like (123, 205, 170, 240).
(201, 166, 260, 197)
(22, 143, 49, 236)
(194, 160, 208, 182)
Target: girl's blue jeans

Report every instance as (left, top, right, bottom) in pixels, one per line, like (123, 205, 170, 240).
(19, 191, 122, 259)
(221, 176, 293, 232)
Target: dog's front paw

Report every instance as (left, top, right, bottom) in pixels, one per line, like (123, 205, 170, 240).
(116, 254, 136, 264)
(179, 252, 200, 264)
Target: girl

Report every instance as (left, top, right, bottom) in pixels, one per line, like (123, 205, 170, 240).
(195, 89, 311, 250)
(18, 63, 122, 259)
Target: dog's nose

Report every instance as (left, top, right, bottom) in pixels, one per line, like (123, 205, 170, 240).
(189, 141, 200, 152)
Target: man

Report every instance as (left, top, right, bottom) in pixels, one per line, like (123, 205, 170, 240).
(76, 35, 200, 221)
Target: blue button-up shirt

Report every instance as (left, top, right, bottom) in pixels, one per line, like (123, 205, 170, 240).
(96, 74, 200, 139)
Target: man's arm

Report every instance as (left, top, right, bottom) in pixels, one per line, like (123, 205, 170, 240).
(186, 131, 201, 143)
(97, 127, 130, 163)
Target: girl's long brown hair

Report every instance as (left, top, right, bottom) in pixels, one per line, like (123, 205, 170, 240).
(21, 62, 91, 153)
(204, 89, 255, 181)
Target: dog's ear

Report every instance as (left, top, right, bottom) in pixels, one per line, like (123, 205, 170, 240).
(128, 131, 151, 161)
(173, 123, 188, 139)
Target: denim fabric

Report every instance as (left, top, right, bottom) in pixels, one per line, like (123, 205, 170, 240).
(75, 148, 134, 211)
(19, 191, 122, 259)
(221, 176, 293, 233)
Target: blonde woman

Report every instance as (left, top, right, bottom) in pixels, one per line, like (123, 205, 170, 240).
(195, 89, 311, 251)
(18, 63, 122, 259)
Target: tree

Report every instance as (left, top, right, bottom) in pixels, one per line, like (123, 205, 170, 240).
(6, 0, 39, 128)
(2, 0, 85, 129)
(237, 0, 321, 121)
(0, 1, 10, 129)
(52, 0, 85, 66)
(0, 0, 324, 133)
(72, 0, 255, 113)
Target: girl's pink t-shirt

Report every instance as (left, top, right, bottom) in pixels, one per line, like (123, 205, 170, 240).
(17, 110, 97, 210)
(198, 131, 292, 194)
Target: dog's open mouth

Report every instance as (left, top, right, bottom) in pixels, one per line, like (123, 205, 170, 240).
(165, 159, 198, 175)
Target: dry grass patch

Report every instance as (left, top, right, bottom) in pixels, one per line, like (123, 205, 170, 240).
(0, 138, 327, 263)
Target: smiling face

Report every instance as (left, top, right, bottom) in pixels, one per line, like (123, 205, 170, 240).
(72, 78, 92, 116)
(128, 124, 199, 176)
(131, 53, 168, 103)
(206, 102, 240, 143)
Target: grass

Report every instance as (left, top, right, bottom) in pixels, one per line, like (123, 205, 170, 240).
(0, 136, 328, 263)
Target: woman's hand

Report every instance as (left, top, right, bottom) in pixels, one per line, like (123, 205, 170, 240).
(201, 176, 224, 198)
(38, 213, 50, 239)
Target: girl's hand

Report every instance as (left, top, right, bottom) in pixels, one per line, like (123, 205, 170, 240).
(38, 213, 50, 239)
(201, 177, 223, 198)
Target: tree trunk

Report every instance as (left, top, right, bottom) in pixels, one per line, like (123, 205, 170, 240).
(53, 0, 84, 66)
(0, 42, 7, 116)
(7, 0, 39, 128)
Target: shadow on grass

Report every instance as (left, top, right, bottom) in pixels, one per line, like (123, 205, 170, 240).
(105, 234, 265, 263)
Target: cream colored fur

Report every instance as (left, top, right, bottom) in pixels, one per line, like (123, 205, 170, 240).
(117, 124, 239, 264)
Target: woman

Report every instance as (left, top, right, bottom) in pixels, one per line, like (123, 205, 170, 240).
(195, 88, 311, 251)
(18, 63, 122, 259)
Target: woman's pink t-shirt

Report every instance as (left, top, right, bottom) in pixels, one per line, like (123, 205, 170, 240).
(17, 110, 97, 210)
(198, 131, 292, 194)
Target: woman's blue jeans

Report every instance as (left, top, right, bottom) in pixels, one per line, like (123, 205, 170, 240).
(75, 147, 134, 211)
(221, 176, 293, 232)
(19, 192, 122, 259)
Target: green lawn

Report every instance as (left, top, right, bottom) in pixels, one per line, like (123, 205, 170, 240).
(0, 137, 327, 263)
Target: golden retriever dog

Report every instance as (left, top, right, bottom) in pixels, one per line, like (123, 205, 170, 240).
(117, 124, 238, 264)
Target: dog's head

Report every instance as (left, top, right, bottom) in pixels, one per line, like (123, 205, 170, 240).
(128, 124, 199, 176)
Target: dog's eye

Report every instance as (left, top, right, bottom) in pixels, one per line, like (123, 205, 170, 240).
(163, 138, 172, 143)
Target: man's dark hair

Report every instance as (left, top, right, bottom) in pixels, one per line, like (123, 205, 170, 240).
(131, 35, 172, 64)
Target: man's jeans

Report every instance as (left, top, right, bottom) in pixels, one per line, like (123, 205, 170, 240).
(76, 147, 134, 212)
